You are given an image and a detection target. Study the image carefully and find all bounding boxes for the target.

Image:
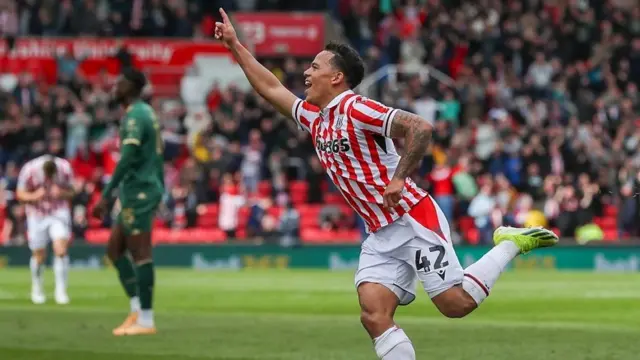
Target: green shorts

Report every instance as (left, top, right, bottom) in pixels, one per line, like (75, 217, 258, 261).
(117, 194, 161, 236)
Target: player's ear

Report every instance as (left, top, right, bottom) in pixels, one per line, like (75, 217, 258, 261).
(331, 71, 345, 86)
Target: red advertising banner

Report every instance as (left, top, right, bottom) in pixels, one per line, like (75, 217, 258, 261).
(234, 12, 325, 57)
(0, 38, 229, 85)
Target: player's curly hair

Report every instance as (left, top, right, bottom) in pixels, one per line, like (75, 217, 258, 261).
(324, 42, 366, 89)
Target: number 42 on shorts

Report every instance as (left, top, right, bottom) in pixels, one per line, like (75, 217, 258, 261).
(415, 246, 449, 280)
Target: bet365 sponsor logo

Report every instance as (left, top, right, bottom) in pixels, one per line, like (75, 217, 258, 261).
(315, 138, 351, 154)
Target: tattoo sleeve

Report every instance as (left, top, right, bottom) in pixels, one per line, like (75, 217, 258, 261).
(389, 110, 433, 180)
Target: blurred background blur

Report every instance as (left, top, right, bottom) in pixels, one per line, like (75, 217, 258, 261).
(0, 0, 639, 251)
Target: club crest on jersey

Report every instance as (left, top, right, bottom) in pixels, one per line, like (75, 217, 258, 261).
(315, 137, 351, 154)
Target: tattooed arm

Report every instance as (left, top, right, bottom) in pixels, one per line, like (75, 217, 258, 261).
(348, 99, 433, 208)
(381, 110, 433, 208)
(389, 110, 433, 180)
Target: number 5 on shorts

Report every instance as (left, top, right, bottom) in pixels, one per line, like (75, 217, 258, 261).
(415, 246, 449, 273)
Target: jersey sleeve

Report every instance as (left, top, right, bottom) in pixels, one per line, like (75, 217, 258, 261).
(121, 116, 142, 146)
(348, 97, 399, 138)
(291, 98, 320, 133)
(16, 164, 33, 192)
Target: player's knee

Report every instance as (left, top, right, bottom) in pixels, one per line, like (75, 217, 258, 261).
(433, 287, 477, 319)
(360, 309, 393, 333)
(53, 240, 68, 257)
(129, 247, 151, 263)
(32, 249, 47, 263)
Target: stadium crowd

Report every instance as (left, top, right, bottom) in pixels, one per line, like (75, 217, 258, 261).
(0, 0, 639, 246)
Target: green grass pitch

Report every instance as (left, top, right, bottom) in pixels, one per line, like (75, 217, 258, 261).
(0, 268, 639, 360)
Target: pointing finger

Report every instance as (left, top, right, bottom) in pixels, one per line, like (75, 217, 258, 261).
(219, 8, 230, 24)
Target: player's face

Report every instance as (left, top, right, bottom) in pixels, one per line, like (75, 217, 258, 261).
(303, 51, 342, 107)
(112, 76, 129, 103)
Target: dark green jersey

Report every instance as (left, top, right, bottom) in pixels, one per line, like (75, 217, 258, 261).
(115, 100, 164, 202)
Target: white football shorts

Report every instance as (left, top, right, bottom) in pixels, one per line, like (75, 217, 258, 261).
(354, 196, 464, 305)
(27, 213, 71, 251)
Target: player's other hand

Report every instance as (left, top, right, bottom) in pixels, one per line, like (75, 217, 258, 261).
(50, 185, 62, 199)
(215, 8, 238, 49)
(92, 198, 108, 220)
(383, 178, 404, 208)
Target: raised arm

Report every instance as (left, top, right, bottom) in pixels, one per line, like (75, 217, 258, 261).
(215, 8, 298, 119)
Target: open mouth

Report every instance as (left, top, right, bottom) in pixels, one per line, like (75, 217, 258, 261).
(304, 79, 312, 89)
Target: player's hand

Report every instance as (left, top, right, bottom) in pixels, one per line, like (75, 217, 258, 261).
(91, 198, 108, 220)
(215, 8, 239, 49)
(383, 178, 404, 208)
(33, 187, 47, 201)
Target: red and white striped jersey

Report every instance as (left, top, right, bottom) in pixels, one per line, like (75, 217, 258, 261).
(17, 155, 74, 219)
(292, 90, 428, 233)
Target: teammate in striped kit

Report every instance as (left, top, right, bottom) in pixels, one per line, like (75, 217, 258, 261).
(216, 8, 558, 359)
(16, 155, 75, 305)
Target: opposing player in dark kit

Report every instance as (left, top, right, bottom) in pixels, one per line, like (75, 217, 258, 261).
(92, 68, 165, 336)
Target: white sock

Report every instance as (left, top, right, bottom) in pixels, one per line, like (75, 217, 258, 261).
(374, 326, 416, 360)
(30, 256, 43, 291)
(53, 255, 69, 294)
(462, 240, 520, 305)
(130, 296, 141, 313)
(139, 309, 154, 327)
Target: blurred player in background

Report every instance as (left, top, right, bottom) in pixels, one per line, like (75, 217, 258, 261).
(92, 68, 165, 336)
(215, 8, 558, 360)
(16, 156, 75, 305)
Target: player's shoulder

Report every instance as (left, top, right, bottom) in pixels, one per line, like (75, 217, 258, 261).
(299, 99, 321, 113)
(54, 156, 72, 169)
(127, 101, 154, 119)
(349, 95, 391, 112)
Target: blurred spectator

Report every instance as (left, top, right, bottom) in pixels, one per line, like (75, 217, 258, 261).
(66, 104, 91, 159)
(246, 197, 271, 239)
(468, 181, 497, 245)
(279, 201, 300, 247)
(165, 173, 202, 229)
(241, 129, 264, 194)
(71, 179, 93, 240)
(218, 174, 245, 238)
(427, 162, 454, 223)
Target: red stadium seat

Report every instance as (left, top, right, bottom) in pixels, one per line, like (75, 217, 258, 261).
(88, 217, 103, 229)
(458, 216, 475, 232)
(184, 229, 227, 243)
(257, 181, 272, 197)
(604, 205, 618, 217)
(301, 228, 332, 243)
(334, 229, 361, 243)
(289, 181, 309, 204)
(594, 217, 617, 230)
(290, 191, 308, 205)
(85, 229, 110, 244)
(196, 215, 218, 228)
(202, 204, 219, 216)
(465, 228, 479, 245)
(603, 229, 618, 242)
(324, 193, 344, 205)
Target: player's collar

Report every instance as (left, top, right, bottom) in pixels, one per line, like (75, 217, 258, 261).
(322, 90, 355, 113)
(320, 90, 355, 116)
